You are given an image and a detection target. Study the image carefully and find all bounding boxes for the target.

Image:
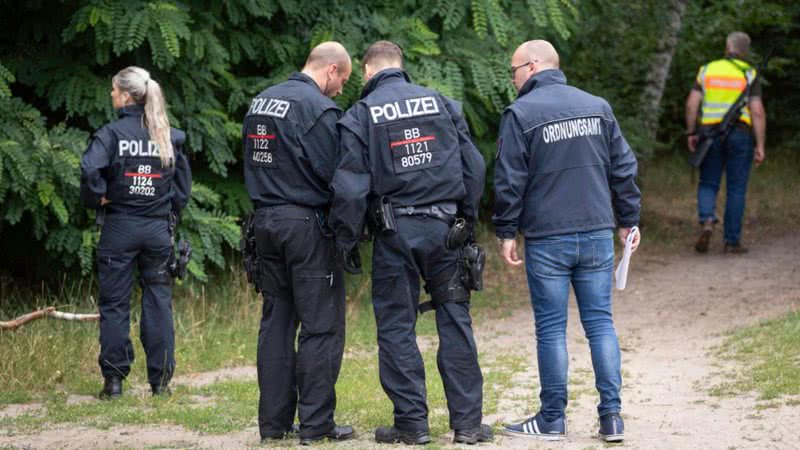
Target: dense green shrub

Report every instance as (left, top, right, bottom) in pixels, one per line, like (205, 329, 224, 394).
(1, 0, 796, 284)
(0, 0, 577, 281)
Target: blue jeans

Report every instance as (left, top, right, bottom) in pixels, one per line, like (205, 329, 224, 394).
(524, 230, 622, 420)
(698, 127, 754, 244)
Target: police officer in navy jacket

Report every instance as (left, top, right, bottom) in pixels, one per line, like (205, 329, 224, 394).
(81, 66, 191, 399)
(330, 41, 492, 445)
(242, 42, 355, 446)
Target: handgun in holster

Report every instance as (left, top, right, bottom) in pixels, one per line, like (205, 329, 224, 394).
(446, 218, 470, 249)
(446, 218, 484, 291)
(462, 242, 485, 291)
(167, 211, 192, 280)
(369, 195, 397, 234)
(240, 212, 262, 292)
(170, 240, 192, 280)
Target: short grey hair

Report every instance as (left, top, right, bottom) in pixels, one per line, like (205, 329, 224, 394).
(726, 31, 751, 57)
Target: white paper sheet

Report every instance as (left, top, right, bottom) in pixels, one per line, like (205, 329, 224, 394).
(614, 226, 639, 290)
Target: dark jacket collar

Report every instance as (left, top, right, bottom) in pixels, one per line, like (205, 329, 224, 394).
(116, 104, 144, 118)
(517, 69, 567, 98)
(361, 68, 411, 99)
(290, 71, 322, 92)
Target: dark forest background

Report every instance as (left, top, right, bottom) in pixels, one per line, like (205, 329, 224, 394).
(1, 0, 797, 285)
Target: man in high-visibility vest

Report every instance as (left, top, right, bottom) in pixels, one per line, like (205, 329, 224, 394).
(686, 31, 766, 254)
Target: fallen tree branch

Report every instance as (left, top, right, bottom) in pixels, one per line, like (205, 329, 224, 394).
(48, 310, 101, 322)
(0, 307, 99, 331)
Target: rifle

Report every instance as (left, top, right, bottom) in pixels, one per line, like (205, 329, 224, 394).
(688, 49, 772, 168)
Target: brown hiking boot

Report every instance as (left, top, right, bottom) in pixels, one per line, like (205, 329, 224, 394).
(694, 222, 714, 253)
(724, 242, 749, 254)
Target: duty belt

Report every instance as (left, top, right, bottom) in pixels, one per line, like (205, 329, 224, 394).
(392, 202, 457, 223)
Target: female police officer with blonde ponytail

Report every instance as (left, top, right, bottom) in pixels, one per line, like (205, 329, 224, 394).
(80, 66, 191, 399)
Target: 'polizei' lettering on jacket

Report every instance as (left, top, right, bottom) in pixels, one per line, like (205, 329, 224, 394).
(119, 140, 160, 157)
(248, 97, 291, 118)
(370, 96, 439, 124)
(541, 116, 602, 144)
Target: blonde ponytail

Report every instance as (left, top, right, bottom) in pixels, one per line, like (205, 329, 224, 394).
(112, 66, 174, 167)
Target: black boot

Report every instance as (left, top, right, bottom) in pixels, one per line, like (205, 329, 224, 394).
(299, 425, 355, 446)
(375, 426, 431, 445)
(151, 384, 172, 397)
(99, 376, 122, 400)
(454, 424, 494, 444)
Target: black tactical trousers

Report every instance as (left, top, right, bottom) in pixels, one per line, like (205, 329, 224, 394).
(97, 214, 174, 386)
(254, 205, 346, 440)
(371, 216, 483, 432)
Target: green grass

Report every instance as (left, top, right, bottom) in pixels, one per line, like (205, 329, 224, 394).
(0, 230, 530, 441)
(0, 265, 262, 405)
(709, 309, 800, 400)
(0, 347, 529, 439)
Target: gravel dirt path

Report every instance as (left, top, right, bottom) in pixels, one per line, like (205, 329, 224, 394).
(1, 233, 798, 449)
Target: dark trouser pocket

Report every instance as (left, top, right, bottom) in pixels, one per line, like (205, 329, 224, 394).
(291, 268, 345, 437)
(293, 269, 343, 335)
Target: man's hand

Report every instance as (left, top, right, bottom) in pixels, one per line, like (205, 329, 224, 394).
(618, 227, 641, 252)
(687, 135, 699, 153)
(499, 238, 523, 267)
(100, 196, 111, 206)
(754, 145, 765, 166)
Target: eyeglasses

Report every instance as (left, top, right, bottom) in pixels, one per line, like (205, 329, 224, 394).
(510, 61, 534, 78)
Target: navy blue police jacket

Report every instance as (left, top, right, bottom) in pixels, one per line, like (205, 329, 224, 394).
(243, 72, 342, 209)
(329, 68, 486, 251)
(492, 69, 640, 239)
(80, 104, 192, 217)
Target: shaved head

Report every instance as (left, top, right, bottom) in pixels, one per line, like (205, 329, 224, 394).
(301, 41, 352, 98)
(513, 40, 560, 70)
(304, 41, 351, 74)
(510, 39, 560, 92)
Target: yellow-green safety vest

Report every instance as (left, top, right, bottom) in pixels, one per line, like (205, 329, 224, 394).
(695, 58, 756, 126)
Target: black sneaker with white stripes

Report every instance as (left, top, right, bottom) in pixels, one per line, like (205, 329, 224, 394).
(598, 412, 624, 442)
(503, 413, 566, 440)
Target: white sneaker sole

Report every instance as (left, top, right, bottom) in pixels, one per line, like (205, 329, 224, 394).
(503, 429, 565, 441)
(602, 433, 624, 442)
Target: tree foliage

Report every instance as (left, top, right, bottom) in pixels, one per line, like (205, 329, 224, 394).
(0, 0, 577, 282)
(1, 0, 797, 284)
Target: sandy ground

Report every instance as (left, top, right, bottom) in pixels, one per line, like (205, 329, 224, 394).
(1, 233, 798, 449)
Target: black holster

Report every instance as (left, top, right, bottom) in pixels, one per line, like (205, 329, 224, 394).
(167, 211, 192, 280)
(240, 212, 262, 292)
(169, 239, 192, 280)
(446, 218, 469, 249)
(420, 259, 471, 314)
(462, 242, 485, 291)
(368, 196, 397, 234)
